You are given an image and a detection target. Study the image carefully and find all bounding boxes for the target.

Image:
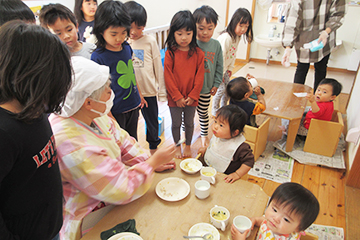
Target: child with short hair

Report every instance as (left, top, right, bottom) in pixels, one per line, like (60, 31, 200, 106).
(39, 3, 95, 59)
(211, 8, 253, 116)
(125, 1, 166, 154)
(164, 10, 205, 158)
(281, 78, 342, 136)
(227, 75, 266, 126)
(74, 0, 97, 42)
(198, 105, 254, 183)
(91, 0, 143, 140)
(193, 5, 223, 147)
(231, 182, 320, 240)
(0, 0, 35, 26)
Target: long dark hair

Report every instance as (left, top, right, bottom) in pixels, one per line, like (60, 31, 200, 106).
(165, 10, 198, 59)
(225, 8, 253, 43)
(74, 0, 97, 24)
(0, 21, 72, 122)
(0, 0, 35, 26)
(93, 0, 131, 50)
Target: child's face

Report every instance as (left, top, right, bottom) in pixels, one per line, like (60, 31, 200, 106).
(48, 19, 79, 51)
(174, 28, 193, 51)
(314, 84, 336, 102)
(264, 201, 301, 235)
(196, 19, 216, 43)
(102, 26, 127, 52)
(234, 21, 249, 37)
(81, 0, 97, 19)
(129, 22, 144, 41)
(212, 117, 232, 139)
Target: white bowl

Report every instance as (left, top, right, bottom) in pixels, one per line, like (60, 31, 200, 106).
(188, 223, 220, 240)
(108, 232, 143, 240)
(180, 158, 203, 174)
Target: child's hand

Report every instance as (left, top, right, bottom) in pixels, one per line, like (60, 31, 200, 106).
(210, 87, 218, 96)
(254, 86, 261, 96)
(231, 224, 249, 240)
(224, 172, 240, 184)
(246, 73, 255, 80)
(306, 93, 315, 103)
(140, 96, 148, 108)
(185, 97, 194, 106)
(197, 146, 206, 156)
(176, 98, 186, 107)
(227, 70, 232, 78)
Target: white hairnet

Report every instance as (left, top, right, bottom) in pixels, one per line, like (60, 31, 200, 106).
(59, 56, 110, 117)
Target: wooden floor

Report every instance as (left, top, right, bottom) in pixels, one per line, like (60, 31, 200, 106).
(136, 66, 349, 237)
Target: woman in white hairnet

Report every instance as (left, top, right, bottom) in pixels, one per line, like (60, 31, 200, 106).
(49, 56, 176, 240)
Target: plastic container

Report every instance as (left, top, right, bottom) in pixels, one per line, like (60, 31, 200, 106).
(303, 39, 324, 52)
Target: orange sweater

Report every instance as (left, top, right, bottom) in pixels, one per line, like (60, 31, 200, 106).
(164, 48, 205, 107)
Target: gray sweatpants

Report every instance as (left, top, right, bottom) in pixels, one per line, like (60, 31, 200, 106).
(169, 106, 196, 146)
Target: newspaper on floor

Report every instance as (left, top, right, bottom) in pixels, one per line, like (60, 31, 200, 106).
(248, 142, 294, 183)
(273, 135, 346, 169)
(306, 224, 344, 240)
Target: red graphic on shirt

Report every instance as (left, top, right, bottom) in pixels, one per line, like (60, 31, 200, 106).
(32, 135, 58, 168)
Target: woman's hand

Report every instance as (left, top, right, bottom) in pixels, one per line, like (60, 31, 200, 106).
(155, 160, 176, 172)
(146, 144, 176, 170)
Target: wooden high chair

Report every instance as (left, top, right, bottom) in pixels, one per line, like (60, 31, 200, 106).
(300, 232, 319, 240)
(243, 117, 270, 160)
(303, 110, 343, 157)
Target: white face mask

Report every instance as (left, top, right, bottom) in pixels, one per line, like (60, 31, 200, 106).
(90, 90, 115, 116)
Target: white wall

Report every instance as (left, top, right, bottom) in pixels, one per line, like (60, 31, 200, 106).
(250, 2, 360, 70)
(347, 69, 360, 168)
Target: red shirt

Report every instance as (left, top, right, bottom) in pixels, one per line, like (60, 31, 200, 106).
(303, 101, 334, 129)
(164, 48, 205, 107)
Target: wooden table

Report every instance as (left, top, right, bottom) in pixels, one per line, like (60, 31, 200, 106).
(80, 166, 269, 240)
(256, 78, 312, 152)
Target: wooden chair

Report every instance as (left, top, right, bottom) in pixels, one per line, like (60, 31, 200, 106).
(300, 232, 319, 240)
(303, 111, 343, 157)
(243, 117, 270, 160)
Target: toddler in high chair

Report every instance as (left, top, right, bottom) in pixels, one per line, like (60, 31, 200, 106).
(198, 105, 254, 183)
(281, 78, 342, 136)
(231, 182, 320, 240)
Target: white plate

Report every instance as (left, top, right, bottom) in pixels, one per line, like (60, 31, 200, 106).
(188, 223, 220, 240)
(180, 158, 203, 174)
(155, 177, 190, 201)
(108, 232, 143, 240)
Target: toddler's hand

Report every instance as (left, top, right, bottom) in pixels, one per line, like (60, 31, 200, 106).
(231, 224, 248, 240)
(185, 97, 194, 106)
(224, 172, 240, 184)
(246, 73, 255, 80)
(210, 87, 218, 96)
(254, 86, 261, 96)
(306, 93, 315, 103)
(176, 98, 186, 107)
(197, 146, 206, 156)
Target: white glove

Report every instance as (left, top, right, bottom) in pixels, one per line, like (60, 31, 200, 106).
(281, 47, 292, 67)
(318, 30, 329, 46)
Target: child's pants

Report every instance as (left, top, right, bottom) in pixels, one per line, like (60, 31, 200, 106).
(112, 108, 139, 140)
(141, 96, 161, 149)
(169, 106, 196, 146)
(197, 93, 211, 137)
(211, 71, 230, 116)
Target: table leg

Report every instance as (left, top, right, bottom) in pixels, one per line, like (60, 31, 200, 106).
(286, 118, 301, 152)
